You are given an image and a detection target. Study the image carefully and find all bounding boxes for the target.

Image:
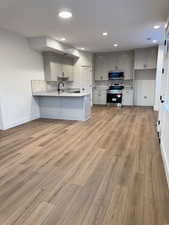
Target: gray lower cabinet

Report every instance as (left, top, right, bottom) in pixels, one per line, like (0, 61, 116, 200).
(93, 89, 107, 105)
(122, 88, 134, 106)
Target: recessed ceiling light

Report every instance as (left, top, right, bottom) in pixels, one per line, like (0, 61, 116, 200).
(102, 32, 108, 36)
(58, 10, 72, 19)
(80, 47, 85, 50)
(152, 40, 158, 43)
(113, 44, 118, 47)
(153, 25, 160, 29)
(61, 37, 66, 41)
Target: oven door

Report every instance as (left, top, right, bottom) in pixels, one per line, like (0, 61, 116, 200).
(107, 93, 122, 103)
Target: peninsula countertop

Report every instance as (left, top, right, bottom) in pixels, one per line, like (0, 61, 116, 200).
(32, 91, 90, 97)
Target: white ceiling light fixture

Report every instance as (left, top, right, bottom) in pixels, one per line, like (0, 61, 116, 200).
(153, 25, 160, 29)
(152, 40, 158, 43)
(102, 32, 108, 36)
(80, 47, 85, 50)
(61, 37, 66, 41)
(58, 10, 72, 19)
(113, 43, 119, 47)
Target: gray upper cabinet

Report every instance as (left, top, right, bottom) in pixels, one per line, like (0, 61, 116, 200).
(95, 55, 108, 81)
(62, 64, 73, 81)
(49, 61, 62, 81)
(134, 47, 157, 70)
(43, 52, 74, 82)
(94, 51, 134, 81)
(117, 52, 133, 80)
(62, 57, 74, 81)
(107, 53, 118, 72)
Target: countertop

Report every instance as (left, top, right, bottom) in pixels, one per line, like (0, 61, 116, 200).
(32, 91, 90, 97)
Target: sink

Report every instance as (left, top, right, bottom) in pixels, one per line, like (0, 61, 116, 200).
(63, 89, 80, 93)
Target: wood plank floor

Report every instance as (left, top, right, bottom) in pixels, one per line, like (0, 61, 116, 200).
(0, 106, 169, 225)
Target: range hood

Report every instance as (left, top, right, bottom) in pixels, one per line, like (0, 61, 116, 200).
(28, 37, 79, 59)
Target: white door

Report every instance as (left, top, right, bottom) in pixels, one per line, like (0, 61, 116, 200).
(80, 66, 93, 105)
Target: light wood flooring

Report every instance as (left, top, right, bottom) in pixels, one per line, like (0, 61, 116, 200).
(0, 106, 169, 225)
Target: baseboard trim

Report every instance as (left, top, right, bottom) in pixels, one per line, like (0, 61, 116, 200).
(2, 113, 40, 130)
(160, 140, 169, 188)
(40, 114, 86, 121)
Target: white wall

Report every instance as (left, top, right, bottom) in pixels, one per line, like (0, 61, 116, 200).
(134, 70, 156, 106)
(0, 29, 44, 130)
(157, 14, 169, 187)
(154, 45, 164, 111)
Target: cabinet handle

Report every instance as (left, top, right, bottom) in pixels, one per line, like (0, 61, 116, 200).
(144, 64, 147, 68)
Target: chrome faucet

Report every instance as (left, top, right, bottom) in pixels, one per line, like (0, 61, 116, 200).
(57, 81, 64, 92)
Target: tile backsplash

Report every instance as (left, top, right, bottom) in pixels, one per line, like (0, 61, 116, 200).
(31, 80, 77, 93)
(31, 80, 47, 92)
(31, 80, 58, 92)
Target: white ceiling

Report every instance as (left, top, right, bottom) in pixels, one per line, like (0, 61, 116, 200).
(0, 0, 168, 52)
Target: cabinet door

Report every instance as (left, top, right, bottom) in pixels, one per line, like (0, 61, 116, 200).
(44, 61, 62, 81)
(122, 89, 133, 105)
(134, 48, 157, 70)
(62, 64, 73, 81)
(95, 55, 108, 80)
(118, 53, 133, 80)
(102, 60, 109, 80)
(44, 53, 63, 81)
(93, 90, 107, 105)
(100, 91, 107, 104)
(147, 48, 157, 69)
(62, 57, 74, 81)
(134, 49, 146, 69)
(107, 53, 118, 72)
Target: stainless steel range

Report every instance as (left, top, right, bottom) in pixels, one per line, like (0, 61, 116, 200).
(107, 84, 124, 106)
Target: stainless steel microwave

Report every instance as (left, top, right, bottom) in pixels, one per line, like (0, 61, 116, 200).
(108, 72, 124, 80)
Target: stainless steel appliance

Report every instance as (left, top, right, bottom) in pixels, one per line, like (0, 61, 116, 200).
(107, 84, 124, 106)
(108, 72, 124, 80)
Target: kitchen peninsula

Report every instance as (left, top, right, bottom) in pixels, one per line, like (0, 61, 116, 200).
(33, 90, 91, 121)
